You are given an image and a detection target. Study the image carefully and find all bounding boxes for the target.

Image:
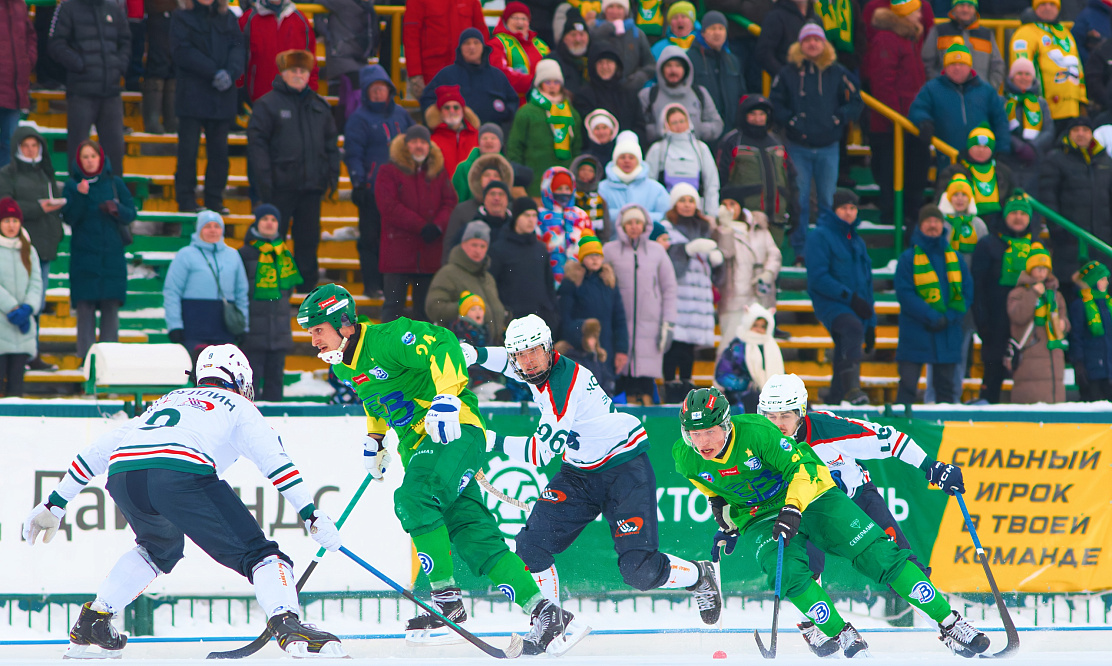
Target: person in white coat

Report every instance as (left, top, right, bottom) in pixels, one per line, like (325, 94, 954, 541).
(644, 104, 720, 216)
(0, 197, 42, 396)
(598, 130, 672, 226)
(714, 199, 782, 363)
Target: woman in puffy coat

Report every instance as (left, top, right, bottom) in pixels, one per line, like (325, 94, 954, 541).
(715, 200, 782, 362)
(602, 203, 678, 405)
(644, 104, 720, 216)
(0, 198, 42, 396)
(1006, 245, 1069, 404)
(597, 130, 672, 225)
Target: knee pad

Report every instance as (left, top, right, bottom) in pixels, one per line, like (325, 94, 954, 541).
(617, 550, 667, 591)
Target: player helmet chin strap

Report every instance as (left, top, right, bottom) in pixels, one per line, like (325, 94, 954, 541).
(318, 335, 350, 365)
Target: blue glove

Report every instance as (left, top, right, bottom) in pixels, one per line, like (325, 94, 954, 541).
(213, 69, 233, 92)
(7, 304, 32, 328)
(925, 461, 965, 496)
(711, 530, 738, 563)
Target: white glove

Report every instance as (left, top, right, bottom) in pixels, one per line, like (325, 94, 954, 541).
(424, 393, 463, 444)
(362, 435, 392, 481)
(305, 509, 341, 552)
(708, 249, 725, 267)
(23, 502, 66, 545)
(459, 341, 478, 366)
(685, 238, 718, 257)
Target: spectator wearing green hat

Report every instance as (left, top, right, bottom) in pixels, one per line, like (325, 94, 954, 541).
(1068, 260, 1112, 400)
(651, 1, 700, 59)
(937, 125, 1016, 231)
(922, 0, 1005, 89)
(1007, 242, 1070, 403)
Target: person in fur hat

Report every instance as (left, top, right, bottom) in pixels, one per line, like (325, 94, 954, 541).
(714, 304, 784, 413)
(1068, 260, 1112, 401)
(425, 85, 480, 179)
(715, 199, 784, 364)
(1006, 243, 1070, 404)
(555, 317, 617, 397)
(557, 232, 629, 376)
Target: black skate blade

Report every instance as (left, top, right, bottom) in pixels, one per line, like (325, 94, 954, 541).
(753, 629, 776, 659)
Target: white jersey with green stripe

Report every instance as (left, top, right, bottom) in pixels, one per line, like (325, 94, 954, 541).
(46, 387, 315, 516)
(475, 347, 648, 472)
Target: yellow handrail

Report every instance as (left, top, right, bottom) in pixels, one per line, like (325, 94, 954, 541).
(860, 92, 959, 161)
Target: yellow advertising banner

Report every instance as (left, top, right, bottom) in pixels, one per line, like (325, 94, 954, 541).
(930, 423, 1112, 593)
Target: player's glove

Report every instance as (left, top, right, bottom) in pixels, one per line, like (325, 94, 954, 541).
(771, 505, 802, 546)
(925, 461, 965, 496)
(362, 434, 392, 481)
(23, 502, 66, 545)
(305, 509, 342, 552)
(459, 341, 478, 366)
(424, 393, 463, 444)
(709, 496, 737, 532)
(712, 530, 739, 563)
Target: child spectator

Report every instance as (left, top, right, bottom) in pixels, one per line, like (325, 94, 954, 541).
(583, 108, 619, 167)
(506, 60, 582, 197)
(538, 166, 594, 286)
(715, 304, 784, 413)
(598, 130, 672, 225)
(1007, 243, 1070, 403)
(571, 154, 611, 241)
(450, 290, 503, 393)
(0, 198, 42, 396)
(1068, 260, 1112, 401)
(558, 232, 629, 377)
(555, 318, 617, 397)
(644, 104, 721, 216)
(937, 126, 1015, 225)
(1001, 58, 1055, 193)
(716, 200, 783, 362)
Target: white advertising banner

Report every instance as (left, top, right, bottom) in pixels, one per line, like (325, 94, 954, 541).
(1, 415, 412, 596)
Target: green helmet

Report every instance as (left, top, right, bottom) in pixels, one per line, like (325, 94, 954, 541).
(297, 284, 357, 331)
(679, 387, 733, 449)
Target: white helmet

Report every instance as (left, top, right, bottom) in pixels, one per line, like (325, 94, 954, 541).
(195, 344, 255, 401)
(504, 314, 554, 385)
(758, 374, 808, 417)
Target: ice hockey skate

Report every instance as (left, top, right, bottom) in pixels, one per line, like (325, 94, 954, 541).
(836, 622, 869, 658)
(404, 587, 467, 646)
(521, 599, 592, 657)
(939, 610, 991, 658)
(267, 611, 347, 658)
(687, 560, 723, 625)
(798, 620, 840, 657)
(63, 602, 127, 660)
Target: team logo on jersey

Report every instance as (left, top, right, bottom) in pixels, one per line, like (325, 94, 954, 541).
(458, 470, 474, 494)
(807, 601, 831, 625)
(402, 332, 416, 345)
(1041, 35, 1052, 47)
(614, 517, 644, 537)
(352, 374, 369, 385)
(745, 456, 762, 471)
(780, 438, 793, 452)
(912, 581, 936, 604)
(417, 552, 433, 575)
(371, 366, 389, 380)
(498, 584, 515, 602)
(829, 454, 845, 467)
(186, 398, 215, 411)
(720, 466, 739, 476)
(699, 472, 714, 483)
(541, 489, 567, 503)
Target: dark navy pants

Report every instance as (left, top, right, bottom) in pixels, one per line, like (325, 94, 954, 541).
(515, 453, 671, 591)
(106, 469, 287, 579)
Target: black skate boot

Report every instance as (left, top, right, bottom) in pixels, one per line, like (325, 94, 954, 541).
(798, 621, 840, 658)
(835, 622, 869, 658)
(267, 611, 346, 658)
(65, 602, 127, 659)
(687, 560, 723, 625)
(522, 599, 591, 656)
(405, 587, 467, 646)
(939, 610, 990, 658)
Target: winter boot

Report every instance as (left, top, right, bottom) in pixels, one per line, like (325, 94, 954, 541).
(835, 622, 869, 658)
(841, 363, 870, 405)
(938, 610, 990, 657)
(162, 78, 178, 134)
(266, 611, 346, 657)
(522, 599, 591, 656)
(65, 602, 127, 659)
(405, 586, 467, 645)
(687, 560, 723, 625)
(798, 620, 840, 657)
(141, 78, 165, 134)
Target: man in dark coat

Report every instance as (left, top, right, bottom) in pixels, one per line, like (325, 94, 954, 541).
(689, 12, 746, 143)
(247, 49, 340, 294)
(171, 0, 245, 214)
(0, 0, 36, 168)
(572, 44, 647, 145)
(589, 0, 656, 92)
(549, 5, 591, 97)
(488, 197, 559, 332)
(756, 0, 817, 76)
(49, 0, 131, 177)
(419, 28, 519, 128)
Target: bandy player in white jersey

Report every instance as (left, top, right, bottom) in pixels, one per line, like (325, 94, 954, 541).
(21, 345, 346, 659)
(461, 314, 723, 626)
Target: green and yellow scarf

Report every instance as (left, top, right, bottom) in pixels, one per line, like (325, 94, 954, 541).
(635, 0, 664, 36)
(251, 239, 303, 300)
(964, 160, 1000, 214)
(1080, 288, 1110, 336)
(1005, 91, 1044, 140)
(948, 214, 979, 253)
(913, 246, 966, 314)
(495, 32, 550, 73)
(669, 33, 696, 50)
(1034, 287, 1067, 350)
(1000, 234, 1032, 287)
(529, 88, 575, 160)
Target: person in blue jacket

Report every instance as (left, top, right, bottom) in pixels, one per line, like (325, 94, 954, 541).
(1072, 0, 1111, 64)
(163, 210, 249, 366)
(418, 28, 519, 129)
(1068, 260, 1112, 401)
(804, 188, 874, 405)
(894, 205, 974, 405)
(597, 131, 672, 226)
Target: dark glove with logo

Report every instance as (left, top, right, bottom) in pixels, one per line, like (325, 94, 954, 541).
(925, 461, 965, 496)
(709, 496, 736, 532)
(712, 530, 738, 563)
(771, 505, 802, 546)
(420, 223, 442, 244)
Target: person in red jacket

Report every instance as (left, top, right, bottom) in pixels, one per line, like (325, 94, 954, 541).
(374, 125, 458, 323)
(426, 85, 480, 181)
(487, 2, 550, 106)
(403, 0, 488, 101)
(238, 0, 318, 102)
(0, 0, 36, 168)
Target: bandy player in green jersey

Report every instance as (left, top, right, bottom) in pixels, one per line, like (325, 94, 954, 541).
(673, 387, 990, 659)
(297, 284, 582, 656)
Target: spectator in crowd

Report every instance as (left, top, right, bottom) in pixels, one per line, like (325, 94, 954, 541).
(598, 130, 672, 224)
(922, 0, 1006, 89)
(1011, 0, 1087, 130)
(238, 0, 318, 102)
(640, 46, 724, 143)
(445, 153, 515, 251)
(403, 0, 487, 100)
(0, 0, 35, 168)
(506, 60, 582, 197)
(756, 0, 818, 76)
(633, 0, 665, 37)
(444, 180, 514, 260)
(237, 205, 302, 401)
(375, 125, 457, 322)
(818, 0, 867, 70)
(345, 64, 414, 298)
(316, 0, 380, 131)
(1007, 243, 1070, 403)
(894, 204, 973, 404)
(938, 126, 1016, 227)
(910, 44, 1011, 167)
(571, 154, 610, 240)
(452, 125, 510, 203)
(1072, 0, 1110, 66)
(1085, 32, 1112, 116)
(163, 210, 249, 365)
(771, 24, 862, 255)
(49, 0, 130, 178)
(62, 140, 135, 361)
(551, 5, 592, 96)
(1039, 117, 1112, 299)
(804, 188, 874, 405)
(1001, 58, 1056, 193)
(125, 0, 144, 92)
(419, 28, 518, 128)
(717, 94, 799, 252)
(715, 201, 782, 361)
(714, 303, 783, 412)
(488, 196, 559, 332)
(663, 183, 724, 400)
(573, 45, 647, 145)
(426, 220, 507, 342)
(0, 198, 42, 396)
(589, 0, 657, 91)
(143, 0, 179, 134)
(706, 0, 773, 92)
(1068, 260, 1112, 400)
(488, 2, 551, 106)
(645, 104, 721, 216)
(558, 232, 629, 376)
(171, 0, 244, 215)
(448, 289, 504, 395)
(583, 109, 621, 166)
(538, 166, 593, 285)
(426, 85, 479, 179)
(972, 192, 1037, 404)
(247, 49, 339, 293)
(554, 317, 617, 396)
(866, 0, 931, 227)
(523, 0, 567, 46)
(651, 1, 700, 59)
(689, 11, 745, 139)
(602, 203, 678, 405)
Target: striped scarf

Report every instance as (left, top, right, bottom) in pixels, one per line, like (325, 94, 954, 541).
(1034, 287, 1067, 350)
(1080, 288, 1110, 336)
(668, 33, 696, 50)
(495, 32, 550, 73)
(1005, 91, 1044, 140)
(250, 238, 303, 300)
(948, 214, 978, 253)
(965, 160, 1000, 214)
(1000, 234, 1032, 287)
(634, 0, 664, 36)
(913, 246, 966, 314)
(529, 88, 575, 160)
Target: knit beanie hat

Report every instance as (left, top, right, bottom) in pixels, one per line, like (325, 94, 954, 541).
(701, 10, 728, 29)
(0, 196, 23, 224)
(1026, 243, 1052, 272)
(890, 0, 922, 16)
(798, 22, 826, 42)
(1034, 0, 1059, 9)
(1004, 192, 1033, 217)
(483, 180, 511, 199)
(458, 290, 486, 317)
(512, 196, 538, 221)
(953, 0, 978, 6)
(669, 182, 701, 209)
(1066, 116, 1095, 132)
(253, 203, 281, 223)
(946, 174, 974, 200)
(534, 59, 564, 88)
(550, 170, 575, 193)
(667, 1, 697, 23)
(461, 220, 491, 243)
(405, 125, 431, 142)
(649, 222, 669, 241)
(587, 109, 619, 134)
(919, 204, 944, 226)
(196, 210, 225, 232)
(1009, 57, 1036, 79)
(478, 123, 504, 144)
(968, 125, 996, 151)
(601, 0, 630, 13)
(833, 188, 859, 209)
(435, 84, 466, 109)
(578, 231, 604, 258)
(619, 203, 649, 226)
(1078, 260, 1111, 288)
(502, 1, 531, 21)
(612, 130, 642, 163)
(944, 43, 973, 68)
